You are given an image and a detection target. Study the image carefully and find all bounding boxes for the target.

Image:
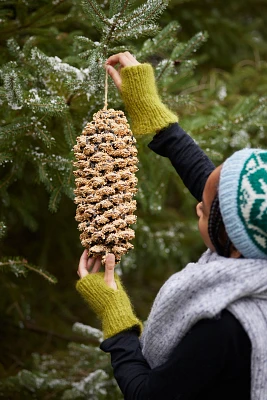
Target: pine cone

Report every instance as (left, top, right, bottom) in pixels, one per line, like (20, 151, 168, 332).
(73, 109, 138, 264)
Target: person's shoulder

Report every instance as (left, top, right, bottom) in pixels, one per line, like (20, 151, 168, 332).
(197, 308, 242, 328)
(186, 309, 251, 355)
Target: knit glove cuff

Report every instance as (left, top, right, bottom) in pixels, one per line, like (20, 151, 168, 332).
(76, 273, 142, 339)
(121, 63, 178, 135)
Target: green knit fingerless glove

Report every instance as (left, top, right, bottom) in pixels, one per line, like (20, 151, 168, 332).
(121, 63, 178, 135)
(76, 273, 142, 339)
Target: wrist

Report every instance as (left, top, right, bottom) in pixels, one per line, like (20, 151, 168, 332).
(103, 307, 142, 339)
(121, 64, 158, 106)
(76, 273, 143, 339)
(121, 63, 178, 135)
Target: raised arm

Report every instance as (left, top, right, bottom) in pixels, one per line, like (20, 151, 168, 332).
(148, 123, 215, 201)
(106, 52, 215, 201)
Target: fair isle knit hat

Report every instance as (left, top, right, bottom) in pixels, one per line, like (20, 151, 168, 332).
(219, 148, 267, 259)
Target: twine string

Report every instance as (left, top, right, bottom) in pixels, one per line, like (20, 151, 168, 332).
(104, 69, 108, 110)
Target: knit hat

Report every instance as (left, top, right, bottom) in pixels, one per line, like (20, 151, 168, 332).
(219, 148, 267, 259)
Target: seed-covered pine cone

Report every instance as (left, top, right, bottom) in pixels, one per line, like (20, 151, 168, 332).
(73, 109, 138, 264)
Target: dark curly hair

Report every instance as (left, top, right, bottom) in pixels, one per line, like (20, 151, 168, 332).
(208, 194, 232, 257)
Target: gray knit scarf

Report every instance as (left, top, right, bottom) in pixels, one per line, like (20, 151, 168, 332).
(140, 250, 267, 400)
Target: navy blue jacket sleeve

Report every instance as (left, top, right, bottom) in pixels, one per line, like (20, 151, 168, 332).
(100, 310, 251, 400)
(148, 123, 215, 202)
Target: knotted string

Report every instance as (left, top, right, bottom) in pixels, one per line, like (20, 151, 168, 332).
(104, 69, 108, 110)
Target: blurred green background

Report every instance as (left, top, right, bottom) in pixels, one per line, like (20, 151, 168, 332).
(0, 0, 267, 398)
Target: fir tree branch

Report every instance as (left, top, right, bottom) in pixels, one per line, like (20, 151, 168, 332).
(180, 83, 210, 96)
(171, 31, 208, 61)
(156, 32, 207, 82)
(0, 168, 16, 190)
(113, 24, 159, 43)
(156, 58, 172, 82)
(0, 116, 49, 140)
(63, 114, 76, 147)
(0, 0, 66, 36)
(64, 167, 75, 189)
(0, 88, 6, 98)
(49, 186, 62, 212)
(73, 322, 103, 342)
(102, 2, 134, 53)
(119, 0, 132, 16)
(0, 259, 57, 283)
(0, 221, 6, 239)
(81, 0, 110, 29)
(22, 321, 99, 345)
(141, 21, 179, 58)
(0, 152, 12, 164)
(2, 67, 23, 110)
(0, 120, 34, 136)
(104, 23, 119, 53)
(109, 0, 134, 17)
(122, 0, 168, 29)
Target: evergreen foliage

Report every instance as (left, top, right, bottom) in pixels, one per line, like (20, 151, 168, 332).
(0, 0, 267, 398)
(165, 0, 267, 68)
(0, 324, 122, 399)
(0, 221, 6, 239)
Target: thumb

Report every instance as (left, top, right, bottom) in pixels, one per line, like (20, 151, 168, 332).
(106, 65, 122, 91)
(104, 253, 117, 290)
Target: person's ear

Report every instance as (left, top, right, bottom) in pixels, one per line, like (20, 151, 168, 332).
(230, 244, 242, 258)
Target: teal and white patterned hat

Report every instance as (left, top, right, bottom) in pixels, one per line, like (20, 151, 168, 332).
(219, 149, 267, 259)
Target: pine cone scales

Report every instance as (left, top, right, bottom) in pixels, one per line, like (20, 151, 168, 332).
(73, 109, 138, 263)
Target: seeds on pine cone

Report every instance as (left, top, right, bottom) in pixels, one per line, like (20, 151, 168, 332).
(73, 109, 138, 264)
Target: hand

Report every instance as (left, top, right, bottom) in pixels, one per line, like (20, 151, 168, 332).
(105, 51, 140, 91)
(77, 250, 117, 290)
(76, 250, 142, 338)
(105, 53, 177, 135)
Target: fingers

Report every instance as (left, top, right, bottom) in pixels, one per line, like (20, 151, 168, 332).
(78, 249, 89, 278)
(106, 65, 122, 91)
(106, 52, 139, 68)
(77, 251, 101, 278)
(77, 252, 117, 289)
(104, 254, 117, 290)
(91, 256, 101, 273)
(125, 51, 140, 64)
(105, 52, 140, 91)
